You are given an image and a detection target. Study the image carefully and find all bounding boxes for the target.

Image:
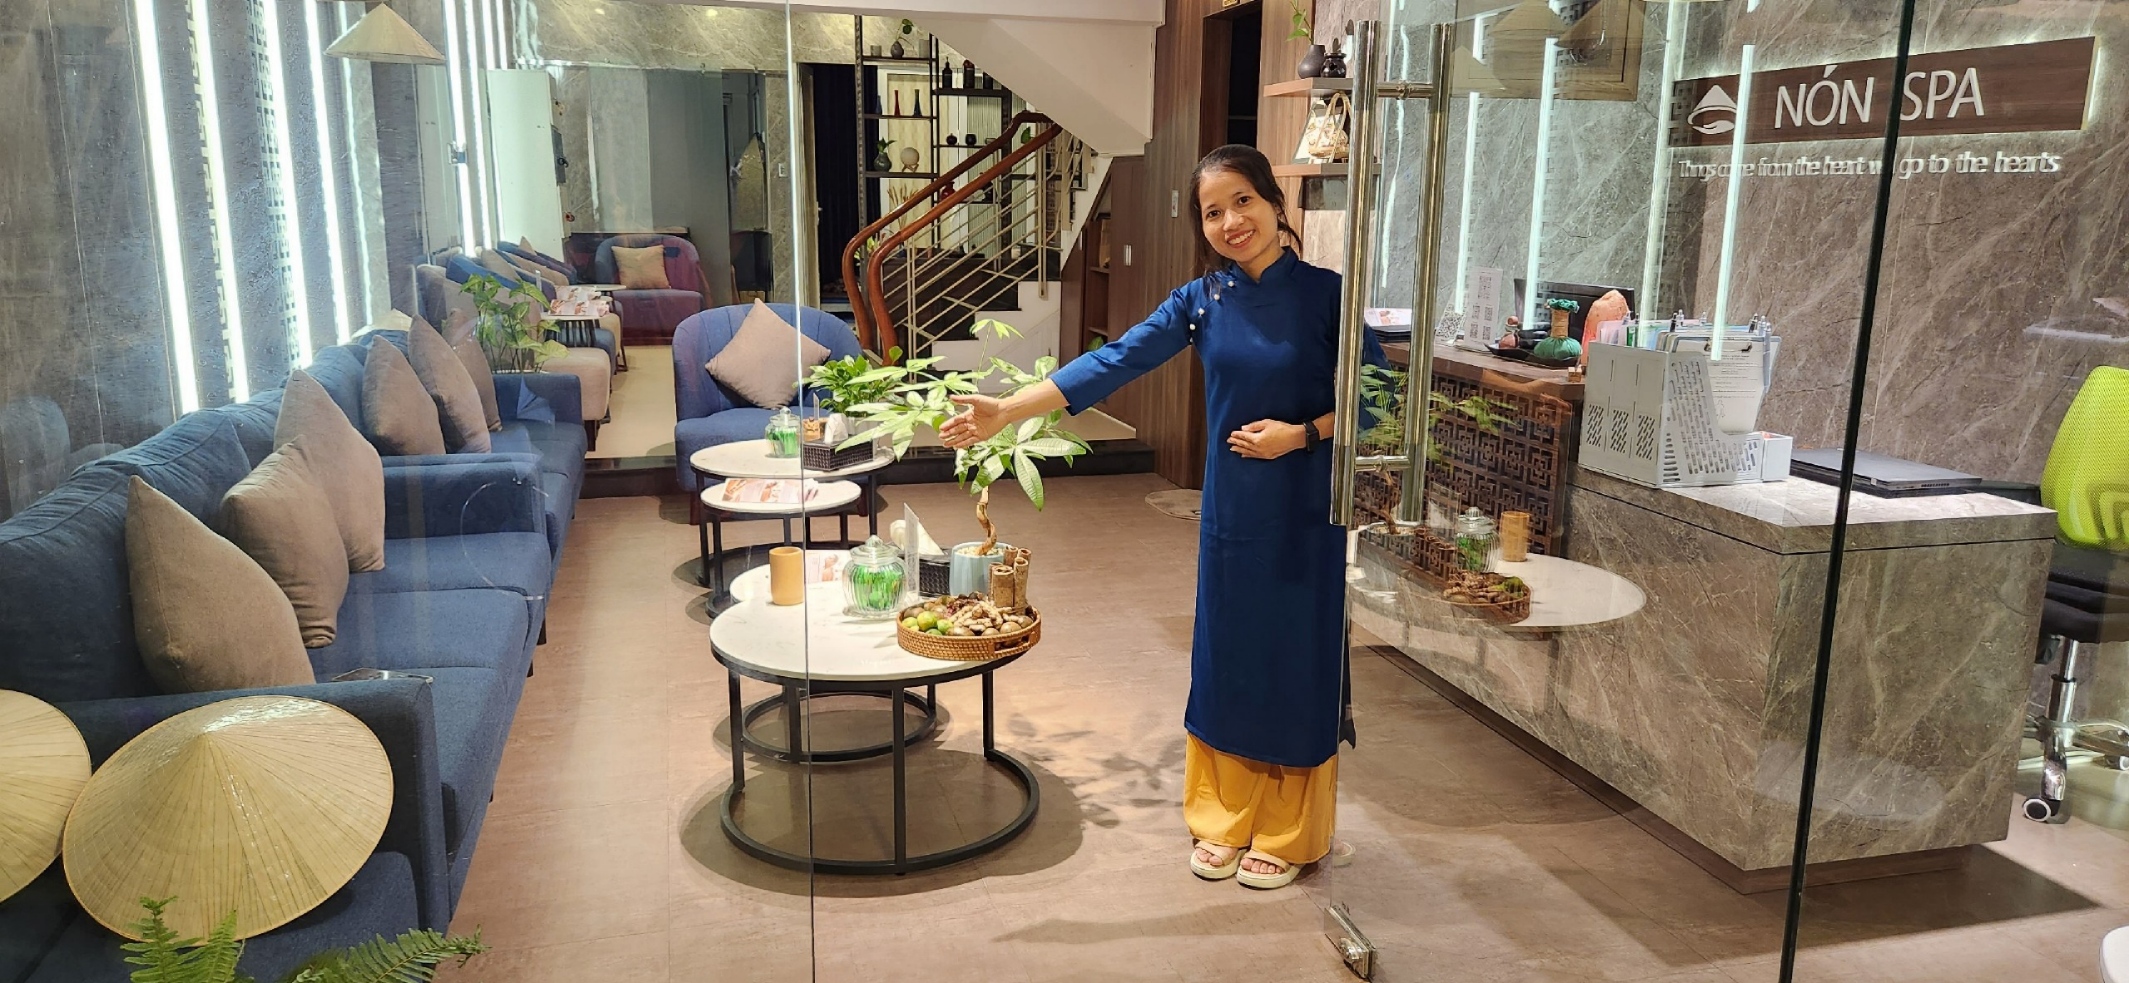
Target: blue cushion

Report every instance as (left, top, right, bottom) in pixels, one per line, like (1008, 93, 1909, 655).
(0, 469, 156, 701)
(538, 472, 576, 558)
(307, 345, 370, 432)
(422, 666, 518, 866)
(20, 852, 420, 983)
(0, 868, 74, 983)
(308, 589, 535, 679)
(211, 393, 284, 467)
(83, 412, 252, 522)
(348, 533, 552, 599)
(443, 254, 509, 287)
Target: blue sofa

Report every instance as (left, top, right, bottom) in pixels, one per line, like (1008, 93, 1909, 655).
(0, 335, 585, 982)
(671, 303, 864, 498)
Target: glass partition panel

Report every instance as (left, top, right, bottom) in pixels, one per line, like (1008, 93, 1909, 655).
(1792, 2, 2129, 981)
(1323, 2, 1903, 980)
(0, 0, 823, 979)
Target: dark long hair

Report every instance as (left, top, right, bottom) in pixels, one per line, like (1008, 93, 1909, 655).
(1188, 144, 1302, 275)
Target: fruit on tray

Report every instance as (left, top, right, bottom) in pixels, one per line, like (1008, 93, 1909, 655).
(1441, 571, 1530, 604)
(899, 593, 1035, 638)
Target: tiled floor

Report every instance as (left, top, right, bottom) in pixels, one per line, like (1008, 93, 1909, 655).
(440, 475, 2129, 982)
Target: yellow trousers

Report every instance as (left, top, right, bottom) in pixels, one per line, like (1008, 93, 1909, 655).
(1183, 734, 1337, 866)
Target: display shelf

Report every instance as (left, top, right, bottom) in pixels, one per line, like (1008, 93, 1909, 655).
(1273, 162, 1349, 178)
(934, 87, 1007, 98)
(863, 113, 937, 121)
(863, 170, 941, 180)
(1263, 77, 1354, 98)
(862, 55, 936, 64)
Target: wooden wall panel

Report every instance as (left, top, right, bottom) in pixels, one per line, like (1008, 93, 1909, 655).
(1257, 0, 1315, 243)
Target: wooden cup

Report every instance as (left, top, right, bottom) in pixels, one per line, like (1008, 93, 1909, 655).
(769, 547, 805, 606)
(1500, 512, 1531, 563)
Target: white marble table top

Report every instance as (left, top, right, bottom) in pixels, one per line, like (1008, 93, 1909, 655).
(577, 283, 625, 292)
(1492, 554, 1645, 629)
(691, 439, 893, 480)
(700, 479, 861, 516)
(712, 578, 995, 682)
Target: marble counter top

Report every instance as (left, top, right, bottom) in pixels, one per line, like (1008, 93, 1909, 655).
(1569, 467, 2057, 554)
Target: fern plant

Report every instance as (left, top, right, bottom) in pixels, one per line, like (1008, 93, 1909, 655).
(1356, 364, 1509, 463)
(123, 898, 486, 983)
(841, 320, 1088, 555)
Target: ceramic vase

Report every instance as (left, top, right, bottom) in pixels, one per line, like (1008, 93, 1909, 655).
(950, 542, 1011, 595)
(1297, 44, 1327, 78)
(891, 39, 904, 58)
(1321, 42, 1348, 78)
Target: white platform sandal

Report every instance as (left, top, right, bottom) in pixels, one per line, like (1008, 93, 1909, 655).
(1236, 850, 1300, 890)
(1190, 840, 1242, 880)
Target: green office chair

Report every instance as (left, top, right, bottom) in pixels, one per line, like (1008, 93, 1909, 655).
(2026, 365, 2129, 822)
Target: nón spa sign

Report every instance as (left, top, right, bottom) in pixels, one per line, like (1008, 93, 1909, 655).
(1671, 37, 2094, 147)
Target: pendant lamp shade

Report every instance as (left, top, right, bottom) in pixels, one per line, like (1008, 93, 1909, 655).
(0, 691, 91, 904)
(326, 5, 445, 65)
(62, 696, 392, 941)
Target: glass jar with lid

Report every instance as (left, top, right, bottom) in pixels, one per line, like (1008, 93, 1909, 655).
(1454, 508, 1497, 572)
(841, 535, 907, 619)
(763, 407, 802, 458)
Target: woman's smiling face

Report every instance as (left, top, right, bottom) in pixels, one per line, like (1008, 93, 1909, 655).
(1197, 167, 1281, 274)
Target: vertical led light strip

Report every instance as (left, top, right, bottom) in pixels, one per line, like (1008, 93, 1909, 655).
(190, 0, 249, 401)
(1452, 91, 1480, 313)
(466, 0, 497, 246)
(339, 4, 377, 325)
(1709, 44, 1755, 359)
(1522, 38, 1560, 329)
(132, 0, 200, 412)
(304, 1, 352, 342)
(258, 0, 313, 365)
(442, 0, 477, 246)
(488, 0, 506, 68)
(1638, 0, 1687, 321)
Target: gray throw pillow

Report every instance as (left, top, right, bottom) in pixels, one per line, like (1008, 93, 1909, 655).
(125, 477, 314, 693)
(361, 338, 447, 456)
(706, 301, 831, 410)
(276, 370, 386, 573)
(407, 316, 492, 452)
(476, 248, 523, 284)
(218, 438, 350, 648)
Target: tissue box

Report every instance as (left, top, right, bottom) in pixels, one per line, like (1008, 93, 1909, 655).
(1732, 432, 1794, 483)
(917, 555, 952, 596)
(801, 439, 877, 472)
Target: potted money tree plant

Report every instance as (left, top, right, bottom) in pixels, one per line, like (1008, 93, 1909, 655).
(841, 320, 1088, 593)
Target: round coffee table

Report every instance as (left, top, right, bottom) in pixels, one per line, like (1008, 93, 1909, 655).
(710, 573, 1039, 875)
(690, 440, 895, 602)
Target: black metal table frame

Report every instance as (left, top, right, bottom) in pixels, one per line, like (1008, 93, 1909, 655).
(690, 465, 885, 602)
(714, 648, 1039, 875)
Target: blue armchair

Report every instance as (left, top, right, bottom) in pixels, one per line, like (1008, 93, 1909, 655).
(671, 304, 863, 500)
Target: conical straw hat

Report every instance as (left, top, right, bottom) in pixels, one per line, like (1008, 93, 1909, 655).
(0, 691, 91, 903)
(63, 696, 392, 940)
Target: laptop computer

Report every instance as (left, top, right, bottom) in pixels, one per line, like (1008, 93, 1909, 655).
(1789, 448, 1984, 497)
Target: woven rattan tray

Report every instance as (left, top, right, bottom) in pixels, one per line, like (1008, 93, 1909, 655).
(896, 604, 1042, 661)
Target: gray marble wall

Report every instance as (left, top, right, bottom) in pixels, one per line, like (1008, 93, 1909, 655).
(529, 0, 849, 305)
(1363, 1, 2128, 483)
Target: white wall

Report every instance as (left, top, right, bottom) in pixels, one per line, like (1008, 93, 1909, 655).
(486, 70, 567, 256)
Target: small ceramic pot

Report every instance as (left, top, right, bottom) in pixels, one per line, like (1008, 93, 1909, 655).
(1297, 44, 1327, 79)
(949, 542, 1012, 595)
(891, 39, 905, 57)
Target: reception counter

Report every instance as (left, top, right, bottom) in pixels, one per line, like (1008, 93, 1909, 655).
(1351, 466, 2057, 891)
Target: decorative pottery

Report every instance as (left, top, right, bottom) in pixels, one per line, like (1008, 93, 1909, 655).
(946, 134, 958, 146)
(899, 146, 922, 171)
(1297, 43, 1327, 78)
(966, 132, 979, 148)
(1322, 39, 1349, 78)
(890, 39, 904, 57)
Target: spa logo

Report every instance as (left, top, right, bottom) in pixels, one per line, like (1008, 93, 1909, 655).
(1688, 85, 1738, 136)
(1671, 37, 2092, 147)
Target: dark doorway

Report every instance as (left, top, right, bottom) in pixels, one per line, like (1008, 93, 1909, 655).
(810, 62, 860, 303)
(1200, 0, 1264, 156)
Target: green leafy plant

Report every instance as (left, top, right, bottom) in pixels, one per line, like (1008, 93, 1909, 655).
(899, 17, 914, 36)
(841, 320, 1089, 554)
(806, 348, 905, 415)
(460, 274, 567, 373)
(1287, 0, 1313, 41)
(1356, 364, 1509, 463)
(123, 898, 487, 983)
(1543, 298, 1582, 314)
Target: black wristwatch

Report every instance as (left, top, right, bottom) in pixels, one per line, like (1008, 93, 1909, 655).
(1303, 419, 1322, 453)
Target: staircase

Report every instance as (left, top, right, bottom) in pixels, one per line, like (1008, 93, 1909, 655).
(844, 111, 1102, 390)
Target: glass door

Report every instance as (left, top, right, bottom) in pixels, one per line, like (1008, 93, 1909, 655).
(1322, 3, 1902, 979)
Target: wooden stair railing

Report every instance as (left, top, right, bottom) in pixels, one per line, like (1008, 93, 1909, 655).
(861, 121, 1067, 361)
(839, 112, 1064, 359)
